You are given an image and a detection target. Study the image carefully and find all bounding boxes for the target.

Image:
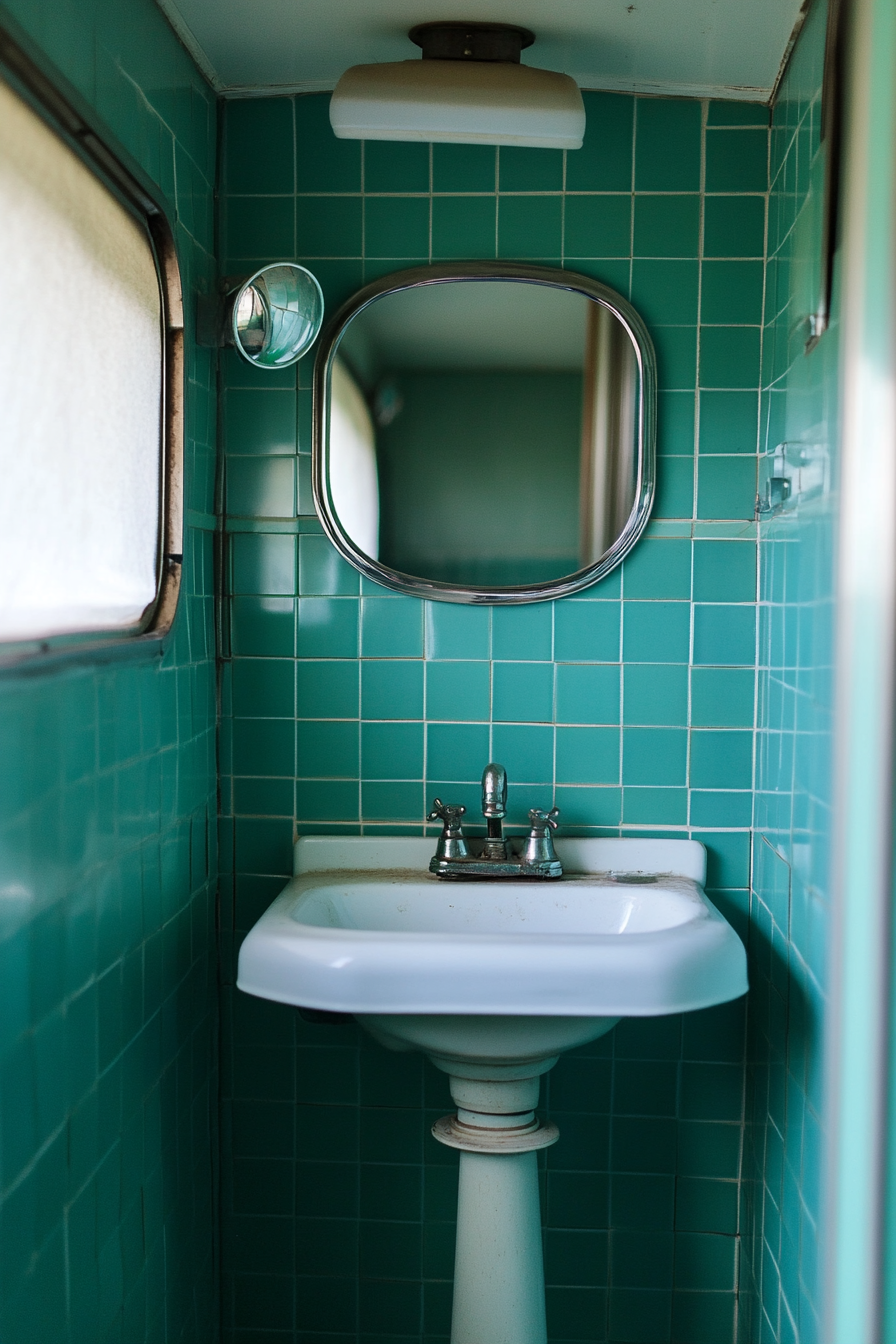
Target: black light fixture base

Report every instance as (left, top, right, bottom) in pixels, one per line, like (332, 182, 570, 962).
(409, 21, 535, 63)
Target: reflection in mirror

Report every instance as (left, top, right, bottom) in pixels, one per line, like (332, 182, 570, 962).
(316, 269, 654, 601)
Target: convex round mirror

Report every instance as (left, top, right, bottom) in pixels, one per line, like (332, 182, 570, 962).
(232, 263, 324, 369)
(313, 264, 655, 603)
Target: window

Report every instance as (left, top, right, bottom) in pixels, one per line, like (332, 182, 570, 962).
(0, 51, 182, 650)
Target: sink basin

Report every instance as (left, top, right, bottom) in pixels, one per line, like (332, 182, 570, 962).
(237, 833, 747, 1344)
(237, 835, 747, 1027)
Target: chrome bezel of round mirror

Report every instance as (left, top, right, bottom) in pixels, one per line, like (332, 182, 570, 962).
(312, 262, 656, 605)
(231, 262, 324, 369)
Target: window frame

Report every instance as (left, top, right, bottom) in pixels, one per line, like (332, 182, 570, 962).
(0, 22, 184, 668)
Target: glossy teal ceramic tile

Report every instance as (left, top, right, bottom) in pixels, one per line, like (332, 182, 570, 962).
(691, 729, 753, 790)
(705, 128, 770, 192)
(297, 597, 358, 658)
(708, 101, 770, 128)
(361, 721, 424, 779)
(365, 139, 429, 192)
(702, 261, 766, 325)
(424, 602, 490, 660)
(555, 726, 620, 785)
(697, 457, 757, 519)
(492, 661, 554, 722)
(654, 455, 697, 517)
(0, 0, 218, 1337)
(226, 386, 298, 454)
(693, 541, 757, 601)
(297, 195, 362, 256)
(690, 789, 753, 827)
(555, 663, 620, 725)
(432, 142, 496, 192)
(704, 194, 767, 258)
(693, 604, 756, 665)
(297, 719, 359, 778)
(624, 786, 688, 825)
(623, 727, 689, 786)
(564, 194, 632, 258)
(497, 194, 563, 257)
(431, 195, 497, 258)
(658, 393, 697, 456)
(624, 663, 689, 725)
(226, 454, 297, 518)
(498, 145, 564, 192)
(653, 324, 699, 389)
(425, 722, 490, 781)
(365, 195, 430, 257)
(634, 98, 702, 191)
(554, 600, 621, 662)
(700, 326, 763, 388)
(699, 390, 761, 455)
(362, 660, 424, 720)
(425, 660, 490, 721)
(566, 93, 634, 192)
(218, 89, 780, 1344)
(631, 258, 701, 326)
(295, 94, 360, 191)
(623, 537, 693, 599)
(225, 194, 295, 263)
(623, 601, 691, 663)
(297, 660, 359, 718)
(633, 194, 702, 257)
(232, 532, 297, 595)
(361, 597, 423, 658)
(225, 97, 295, 193)
(691, 667, 756, 726)
(300, 533, 360, 596)
(491, 604, 553, 661)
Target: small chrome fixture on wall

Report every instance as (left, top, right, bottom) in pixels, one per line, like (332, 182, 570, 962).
(755, 440, 830, 518)
(329, 21, 585, 150)
(199, 262, 324, 369)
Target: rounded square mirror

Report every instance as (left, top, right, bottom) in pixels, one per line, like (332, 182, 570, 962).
(313, 264, 656, 603)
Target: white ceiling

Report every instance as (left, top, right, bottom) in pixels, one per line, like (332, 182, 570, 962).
(157, 0, 804, 103)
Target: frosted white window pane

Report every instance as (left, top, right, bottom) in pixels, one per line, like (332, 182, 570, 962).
(329, 358, 380, 560)
(0, 78, 162, 641)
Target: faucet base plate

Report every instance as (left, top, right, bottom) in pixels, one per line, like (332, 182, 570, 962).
(429, 851, 562, 881)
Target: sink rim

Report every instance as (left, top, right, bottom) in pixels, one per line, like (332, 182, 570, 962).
(237, 835, 747, 1018)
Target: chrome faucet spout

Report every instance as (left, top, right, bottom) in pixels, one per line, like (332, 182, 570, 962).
(481, 763, 507, 819)
(427, 762, 562, 878)
(481, 763, 508, 860)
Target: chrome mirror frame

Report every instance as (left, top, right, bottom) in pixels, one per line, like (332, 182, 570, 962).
(312, 262, 657, 605)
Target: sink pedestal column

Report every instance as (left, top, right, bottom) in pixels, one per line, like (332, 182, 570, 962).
(431, 1061, 559, 1344)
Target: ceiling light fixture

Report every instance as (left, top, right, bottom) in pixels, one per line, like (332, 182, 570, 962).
(329, 21, 585, 150)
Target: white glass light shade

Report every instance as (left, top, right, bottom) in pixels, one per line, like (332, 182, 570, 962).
(329, 60, 585, 149)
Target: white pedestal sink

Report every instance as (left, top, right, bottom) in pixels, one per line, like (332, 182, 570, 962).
(238, 835, 747, 1344)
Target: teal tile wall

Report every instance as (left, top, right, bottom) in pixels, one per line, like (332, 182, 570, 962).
(219, 93, 771, 1342)
(740, 3, 837, 1343)
(0, 0, 218, 1339)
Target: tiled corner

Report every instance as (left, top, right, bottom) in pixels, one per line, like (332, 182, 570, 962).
(742, 1, 834, 1342)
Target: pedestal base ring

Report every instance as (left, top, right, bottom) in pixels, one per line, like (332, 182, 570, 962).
(432, 1112, 559, 1153)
